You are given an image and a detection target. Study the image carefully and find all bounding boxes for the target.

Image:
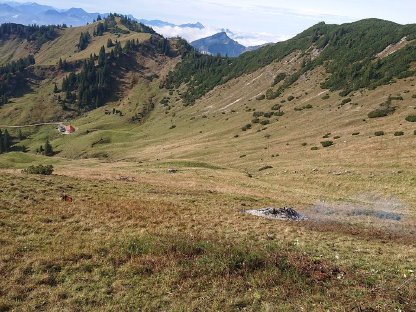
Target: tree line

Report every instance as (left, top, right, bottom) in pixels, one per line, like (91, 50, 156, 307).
(0, 23, 61, 48)
(0, 55, 35, 106)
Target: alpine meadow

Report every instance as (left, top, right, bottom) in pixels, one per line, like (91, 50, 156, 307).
(0, 2, 416, 311)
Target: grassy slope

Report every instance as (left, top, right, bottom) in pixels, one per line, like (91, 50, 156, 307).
(0, 20, 152, 67)
(1, 20, 416, 311)
(34, 22, 151, 66)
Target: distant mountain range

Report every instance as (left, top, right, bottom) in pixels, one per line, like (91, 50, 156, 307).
(0, 1, 102, 26)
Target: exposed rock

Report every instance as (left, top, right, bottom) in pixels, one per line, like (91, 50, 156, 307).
(246, 207, 307, 221)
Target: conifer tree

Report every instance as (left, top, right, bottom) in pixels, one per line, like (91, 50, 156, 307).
(0, 129, 3, 154)
(44, 139, 54, 156)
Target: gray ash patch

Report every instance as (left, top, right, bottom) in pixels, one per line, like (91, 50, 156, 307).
(246, 207, 307, 221)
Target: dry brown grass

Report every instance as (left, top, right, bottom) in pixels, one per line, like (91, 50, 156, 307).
(0, 166, 415, 311)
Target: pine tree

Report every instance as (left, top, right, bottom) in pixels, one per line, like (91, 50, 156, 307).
(53, 83, 59, 93)
(2, 129, 11, 152)
(98, 46, 106, 66)
(107, 38, 113, 48)
(44, 139, 53, 156)
(0, 129, 3, 154)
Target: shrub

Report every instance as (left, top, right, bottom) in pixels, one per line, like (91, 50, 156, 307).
(412, 94, 416, 99)
(22, 164, 54, 175)
(352, 132, 360, 136)
(274, 111, 284, 116)
(368, 107, 395, 118)
(311, 146, 319, 150)
(287, 95, 294, 101)
(374, 131, 385, 136)
(341, 98, 352, 105)
(253, 111, 264, 117)
(252, 118, 260, 124)
(273, 72, 286, 85)
(256, 94, 265, 100)
(394, 131, 404, 136)
(333, 136, 341, 139)
(321, 94, 330, 100)
(263, 112, 273, 118)
(322, 133, 331, 138)
(302, 143, 307, 146)
(271, 104, 282, 111)
(405, 115, 416, 122)
(242, 124, 252, 131)
(320, 141, 334, 147)
(414, 130, 416, 135)
(260, 120, 270, 125)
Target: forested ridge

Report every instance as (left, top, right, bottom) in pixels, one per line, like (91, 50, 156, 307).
(166, 19, 416, 104)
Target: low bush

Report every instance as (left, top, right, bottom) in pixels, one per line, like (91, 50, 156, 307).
(368, 107, 395, 118)
(252, 118, 260, 124)
(260, 120, 270, 125)
(405, 115, 416, 122)
(242, 124, 252, 131)
(320, 141, 334, 147)
(271, 104, 282, 111)
(272, 72, 286, 86)
(311, 146, 319, 150)
(322, 133, 331, 138)
(374, 131, 385, 136)
(274, 111, 284, 116)
(352, 132, 360, 136)
(341, 98, 351, 105)
(256, 94, 265, 100)
(394, 131, 404, 136)
(287, 95, 294, 101)
(253, 111, 264, 117)
(22, 164, 54, 175)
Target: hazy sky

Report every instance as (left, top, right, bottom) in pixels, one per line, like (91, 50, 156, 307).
(8, 0, 416, 45)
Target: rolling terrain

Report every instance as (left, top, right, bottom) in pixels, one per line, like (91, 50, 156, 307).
(1, 16, 416, 311)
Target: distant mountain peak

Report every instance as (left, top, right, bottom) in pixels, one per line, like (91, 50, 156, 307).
(179, 22, 204, 29)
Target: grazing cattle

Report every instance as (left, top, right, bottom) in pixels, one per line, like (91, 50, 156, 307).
(61, 195, 73, 202)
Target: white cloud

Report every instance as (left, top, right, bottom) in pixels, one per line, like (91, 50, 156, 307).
(152, 25, 219, 43)
(153, 25, 286, 46)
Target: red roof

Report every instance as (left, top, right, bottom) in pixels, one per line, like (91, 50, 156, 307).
(65, 125, 75, 133)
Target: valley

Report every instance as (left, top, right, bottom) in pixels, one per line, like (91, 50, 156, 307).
(0, 13, 416, 311)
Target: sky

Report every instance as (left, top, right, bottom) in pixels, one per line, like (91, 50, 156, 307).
(7, 0, 416, 45)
